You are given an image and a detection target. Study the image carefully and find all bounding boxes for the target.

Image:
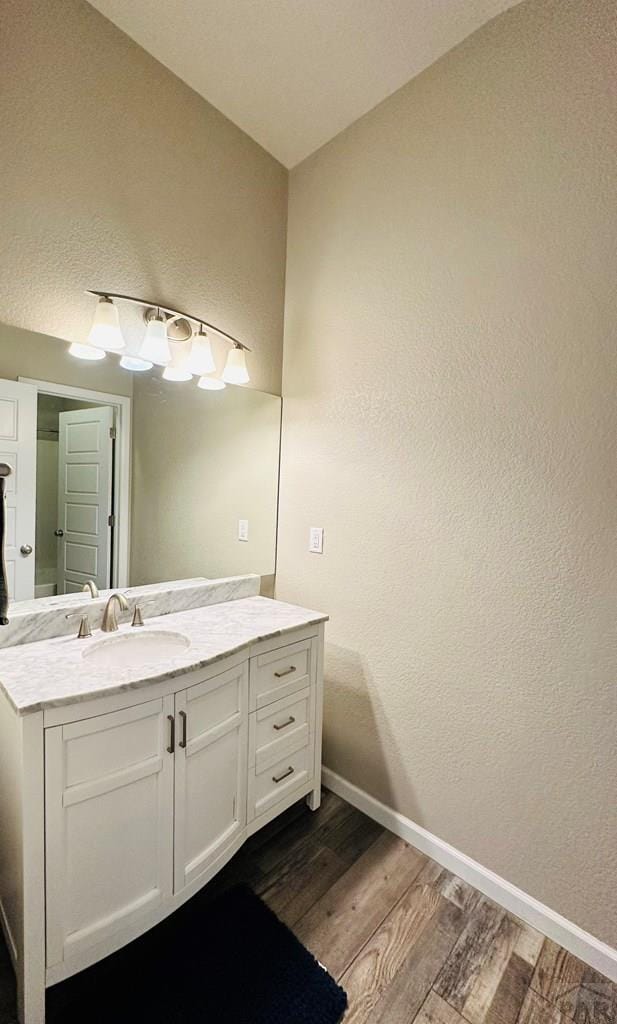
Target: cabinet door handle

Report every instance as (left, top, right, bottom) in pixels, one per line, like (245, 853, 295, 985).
(274, 665, 296, 678)
(179, 710, 187, 749)
(273, 715, 296, 731)
(272, 766, 294, 784)
(167, 715, 175, 754)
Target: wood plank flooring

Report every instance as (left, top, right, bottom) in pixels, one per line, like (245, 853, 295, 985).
(0, 788, 615, 1023)
(205, 790, 617, 1024)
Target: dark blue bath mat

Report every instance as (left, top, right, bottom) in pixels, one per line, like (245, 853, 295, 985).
(47, 884, 348, 1023)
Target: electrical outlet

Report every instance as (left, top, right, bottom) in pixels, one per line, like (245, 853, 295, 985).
(309, 527, 324, 553)
(238, 519, 249, 542)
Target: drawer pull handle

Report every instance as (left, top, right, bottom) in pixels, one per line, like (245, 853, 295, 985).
(272, 766, 294, 784)
(273, 715, 296, 732)
(167, 715, 175, 754)
(179, 710, 187, 749)
(274, 665, 296, 678)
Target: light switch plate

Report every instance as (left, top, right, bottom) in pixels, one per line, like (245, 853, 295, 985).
(309, 527, 324, 553)
(238, 519, 249, 542)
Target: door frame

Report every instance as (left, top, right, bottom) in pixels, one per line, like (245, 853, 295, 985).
(19, 377, 131, 589)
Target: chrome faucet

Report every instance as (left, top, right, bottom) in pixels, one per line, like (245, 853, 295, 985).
(101, 592, 129, 633)
(82, 580, 99, 599)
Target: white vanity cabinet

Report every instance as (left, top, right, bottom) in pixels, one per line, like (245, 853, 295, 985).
(44, 697, 176, 971)
(0, 620, 324, 1024)
(44, 661, 249, 972)
(173, 661, 248, 893)
(247, 634, 320, 820)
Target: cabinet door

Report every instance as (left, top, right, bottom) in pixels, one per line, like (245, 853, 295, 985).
(45, 696, 174, 969)
(174, 662, 248, 893)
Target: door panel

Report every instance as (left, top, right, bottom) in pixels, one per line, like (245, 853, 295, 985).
(45, 697, 174, 968)
(0, 378, 36, 600)
(184, 727, 240, 871)
(174, 663, 248, 893)
(0, 396, 18, 437)
(57, 405, 113, 594)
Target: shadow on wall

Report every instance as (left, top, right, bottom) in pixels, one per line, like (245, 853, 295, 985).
(322, 641, 423, 824)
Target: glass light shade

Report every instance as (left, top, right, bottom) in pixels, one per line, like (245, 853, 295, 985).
(162, 340, 192, 382)
(68, 341, 105, 361)
(120, 355, 152, 371)
(197, 375, 226, 391)
(222, 347, 250, 385)
(121, 329, 153, 371)
(186, 330, 216, 376)
(88, 297, 125, 351)
(139, 315, 171, 366)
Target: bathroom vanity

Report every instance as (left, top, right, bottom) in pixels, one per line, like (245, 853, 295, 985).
(0, 591, 326, 1024)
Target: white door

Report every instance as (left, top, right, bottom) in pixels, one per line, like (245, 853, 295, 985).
(57, 405, 114, 594)
(174, 662, 248, 893)
(0, 378, 36, 602)
(45, 697, 175, 971)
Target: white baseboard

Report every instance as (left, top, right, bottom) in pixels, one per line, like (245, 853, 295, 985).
(322, 766, 617, 983)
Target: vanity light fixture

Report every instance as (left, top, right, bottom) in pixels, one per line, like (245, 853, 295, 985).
(197, 375, 226, 391)
(140, 310, 172, 366)
(88, 296, 125, 352)
(222, 344, 250, 385)
(162, 339, 193, 382)
(68, 292, 251, 390)
(68, 341, 106, 361)
(119, 325, 153, 371)
(186, 326, 216, 376)
(120, 354, 152, 372)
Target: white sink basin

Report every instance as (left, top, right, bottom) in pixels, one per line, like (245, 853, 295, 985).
(82, 630, 191, 669)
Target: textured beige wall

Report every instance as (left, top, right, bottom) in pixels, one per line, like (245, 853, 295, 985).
(277, 0, 617, 946)
(0, 0, 287, 396)
(130, 373, 281, 586)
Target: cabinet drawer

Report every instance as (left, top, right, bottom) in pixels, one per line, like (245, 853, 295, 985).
(249, 636, 315, 710)
(248, 744, 313, 821)
(249, 686, 314, 771)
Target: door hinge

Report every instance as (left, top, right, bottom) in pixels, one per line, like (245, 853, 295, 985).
(109, 425, 117, 441)
(108, 513, 116, 528)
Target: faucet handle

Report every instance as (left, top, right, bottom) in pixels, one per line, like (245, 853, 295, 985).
(65, 612, 92, 639)
(131, 605, 145, 627)
(129, 596, 158, 627)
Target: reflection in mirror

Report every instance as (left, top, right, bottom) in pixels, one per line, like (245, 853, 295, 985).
(36, 394, 115, 597)
(131, 371, 280, 589)
(0, 322, 281, 610)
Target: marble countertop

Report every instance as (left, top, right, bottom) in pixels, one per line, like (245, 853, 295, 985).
(0, 575, 260, 649)
(0, 597, 328, 715)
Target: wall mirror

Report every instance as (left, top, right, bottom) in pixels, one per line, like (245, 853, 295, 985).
(0, 322, 281, 606)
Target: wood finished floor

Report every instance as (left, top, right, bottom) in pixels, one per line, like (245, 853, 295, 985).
(0, 788, 615, 1023)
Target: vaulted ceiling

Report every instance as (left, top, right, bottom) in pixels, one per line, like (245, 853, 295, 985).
(88, 0, 520, 167)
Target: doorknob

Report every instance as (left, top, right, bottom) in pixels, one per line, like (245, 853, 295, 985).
(20, 544, 33, 556)
(54, 529, 64, 537)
